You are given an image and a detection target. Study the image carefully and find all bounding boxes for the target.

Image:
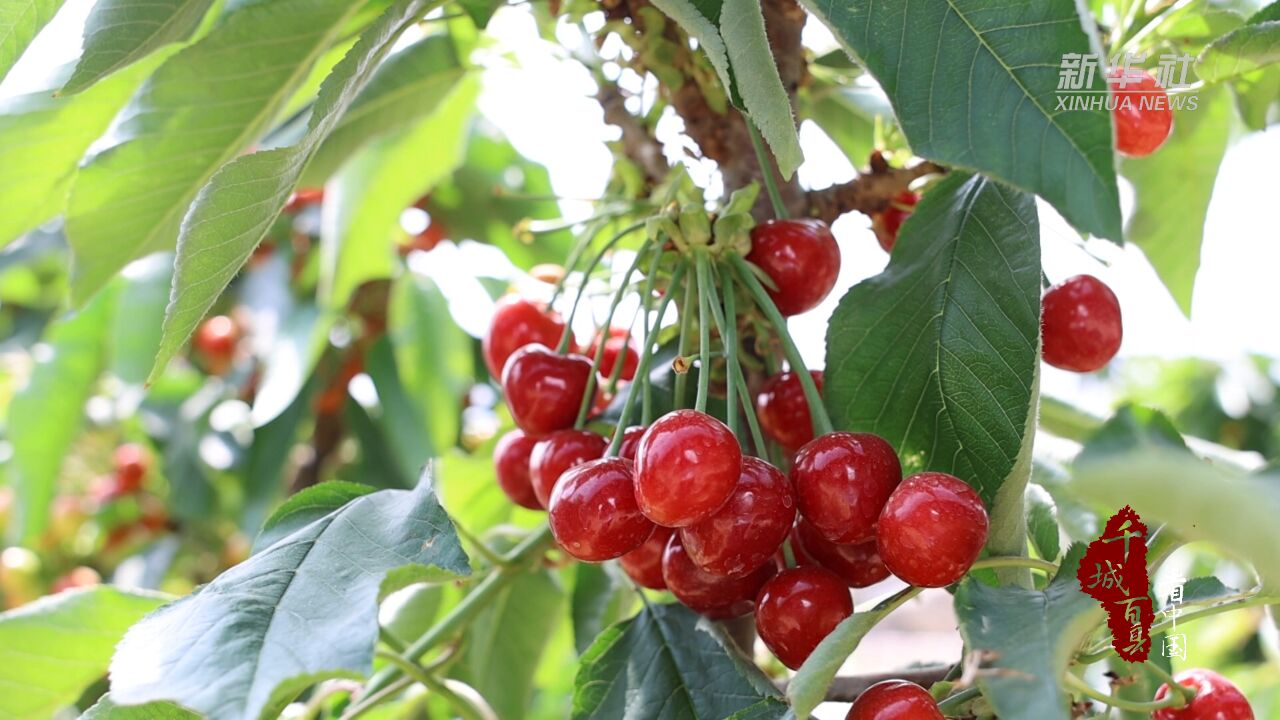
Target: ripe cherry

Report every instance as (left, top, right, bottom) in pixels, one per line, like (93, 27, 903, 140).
(194, 315, 238, 369)
(483, 296, 568, 379)
(501, 344, 594, 435)
(634, 410, 742, 527)
(549, 458, 654, 562)
(1153, 668, 1254, 720)
(681, 456, 795, 577)
(113, 443, 149, 494)
(873, 191, 919, 253)
(619, 525, 674, 590)
(846, 680, 944, 720)
(1041, 274, 1123, 373)
(662, 533, 776, 619)
(530, 429, 608, 509)
(756, 371, 823, 452)
(746, 219, 841, 316)
(617, 425, 646, 462)
(591, 329, 639, 382)
(493, 430, 541, 511)
(1110, 68, 1173, 158)
(877, 472, 988, 588)
(755, 566, 853, 669)
(792, 517, 891, 588)
(52, 566, 101, 593)
(791, 432, 902, 544)
(283, 188, 324, 214)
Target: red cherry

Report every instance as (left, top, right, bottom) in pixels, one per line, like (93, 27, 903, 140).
(52, 566, 101, 593)
(755, 566, 853, 669)
(591, 330, 639, 382)
(846, 680, 944, 720)
(530, 429, 608, 509)
(1153, 668, 1254, 720)
(283, 188, 324, 214)
(662, 533, 776, 619)
(681, 456, 795, 577)
(791, 432, 902, 544)
(548, 458, 654, 562)
(112, 443, 149, 494)
(792, 517, 891, 588)
(1110, 68, 1173, 158)
(756, 371, 823, 452)
(501, 344, 594, 435)
(1041, 274, 1123, 373)
(619, 525, 674, 590)
(194, 315, 238, 363)
(874, 191, 919, 253)
(877, 472, 988, 587)
(493, 430, 541, 511)
(483, 296, 568, 379)
(617, 425, 646, 462)
(746, 218, 841, 316)
(634, 410, 742, 527)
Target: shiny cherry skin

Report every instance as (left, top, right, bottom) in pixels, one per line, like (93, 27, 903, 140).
(501, 344, 594, 435)
(493, 430, 542, 511)
(548, 458, 654, 562)
(662, 533, 776, 619)
(112, 443, 149, 494)
(634, 410, 742, 527)
(483, 296, 568, 379)
(1153, 668, 1254, 720)
(619, 525, 674, 590)
(755, 566, 853, 669)
(746, 218, 841, 316)
(846, 680, 944, 720)
(1041, 274, 1123, 373)
(1110, 68, 1173, 158)
(617, 425, 646, 462)
(529, 429, 608, 509)
(877, 472, 988, 588)
(591, 329, 639, 382)
(791, 432, 902, 544)
(756, 371, 823, 452)
(875, 191, 919, 253)
(681, 456, 796, 577)
(792, 517, 891, 588)
(194, 315, 238, 361)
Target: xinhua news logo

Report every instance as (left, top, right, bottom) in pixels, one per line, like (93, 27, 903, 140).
(1055, 51, 1200, 112)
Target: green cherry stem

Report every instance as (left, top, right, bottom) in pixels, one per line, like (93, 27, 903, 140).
(1075, 591, 1280, 664)
(934, 686, 981, 715)
(729, 254, 834, 436)
(574, 243, 650, 428)
(1143, 660, 1197, 702)
(557, 221, 645, 354)
(1062, 673, 1187, 714)
(745, 116, 789, 220)
(696, 256, 735, 436)
(672, 266, 697, 407)
(968, 556, 1058, 574)
(694, 252, 712, 413)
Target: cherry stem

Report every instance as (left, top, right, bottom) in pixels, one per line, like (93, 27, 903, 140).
(672, 266, 697, 407)
(575, 244, 650, 428)
(728, 254, 834, 436)
(934, 686, 981, 714)
(968, 556, 1058, 574)
(1062, 673, 1187, 713)
(745, 116, 789, 220)
(557, 221, 645, 354)
(607, 262, 689, 457)
(704, 262, 766, 453)
(694, 252, 713, 413)
(697, 258, 736, 438)
(373, 651, 489, 720)
(1075, 591, 1280, 664)
(547, 217, 599, 308)
(1143, 660, 1197, 702)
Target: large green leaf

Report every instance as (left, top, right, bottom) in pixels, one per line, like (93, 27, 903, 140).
(571, 563, 630, 656)
(80, 696, 197, 720)
(60, 0, 215, 95)
(109, 476, 470, 720)
(801, 80, 891, 168)
(824, 172, 1040, 509)
(108, 254, 172, 385)
(0, 0, 63, 81)
(1075, 404, 1187, 466)
(571, 602, 785, 720)
(0, 587, 169, 720)
(149, 0, 441, 381)
(954, 545, 1103, 720)
(800, 0, 1121, 240)
(1121, 87, 1230, 315)
(8, 290, 113, 542)
(250, 480, 375, 553)
(65, 0, 371, 306)
(1197, 19, 1280, 82)
(1232, 66, 1280, 129)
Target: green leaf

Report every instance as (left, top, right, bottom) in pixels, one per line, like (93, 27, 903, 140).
(718, 0, 802, 178)
(60, 0, 215, 95)
(247, 301, 329, 428)
(149, 0, 440, 381)
(954, 545, 1104, 720)
(66, 0, 373, 307)
(8, 290, 112, 541)
(109, 254, 172, 385)
(363, 337, 432, 483)
(0, 586, 169, 719)
(1026, 484, 1062, 563)
(572, 603, 784, 720)
(1197, 20, 1280, 82)
(1120, 87, 1231, 315)
(800, 0, 1122, 240)
(1232, 66, 1280, 129)
(251, 480, 375, 553)
(318, 71, 476, 310)
(0, 0, 64, 82)
(80, 695, 198, 720)
(571, 563, 630, 656)
(109, 475, 471, 720)
(1068, 450, 1280, 586)
(301, 33, 468, 185)
(1075, 404, 1187, 466)
(0, 55, 164, 248)
(464, 568, 564, 720)
(1168, 576, 1238, 607)
(801, 80, 891, 167)
(824, 172, 1040, 508)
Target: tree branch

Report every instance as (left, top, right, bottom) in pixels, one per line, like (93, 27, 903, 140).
(598, 81, 669, 188)
(807, 160, 947, 224)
